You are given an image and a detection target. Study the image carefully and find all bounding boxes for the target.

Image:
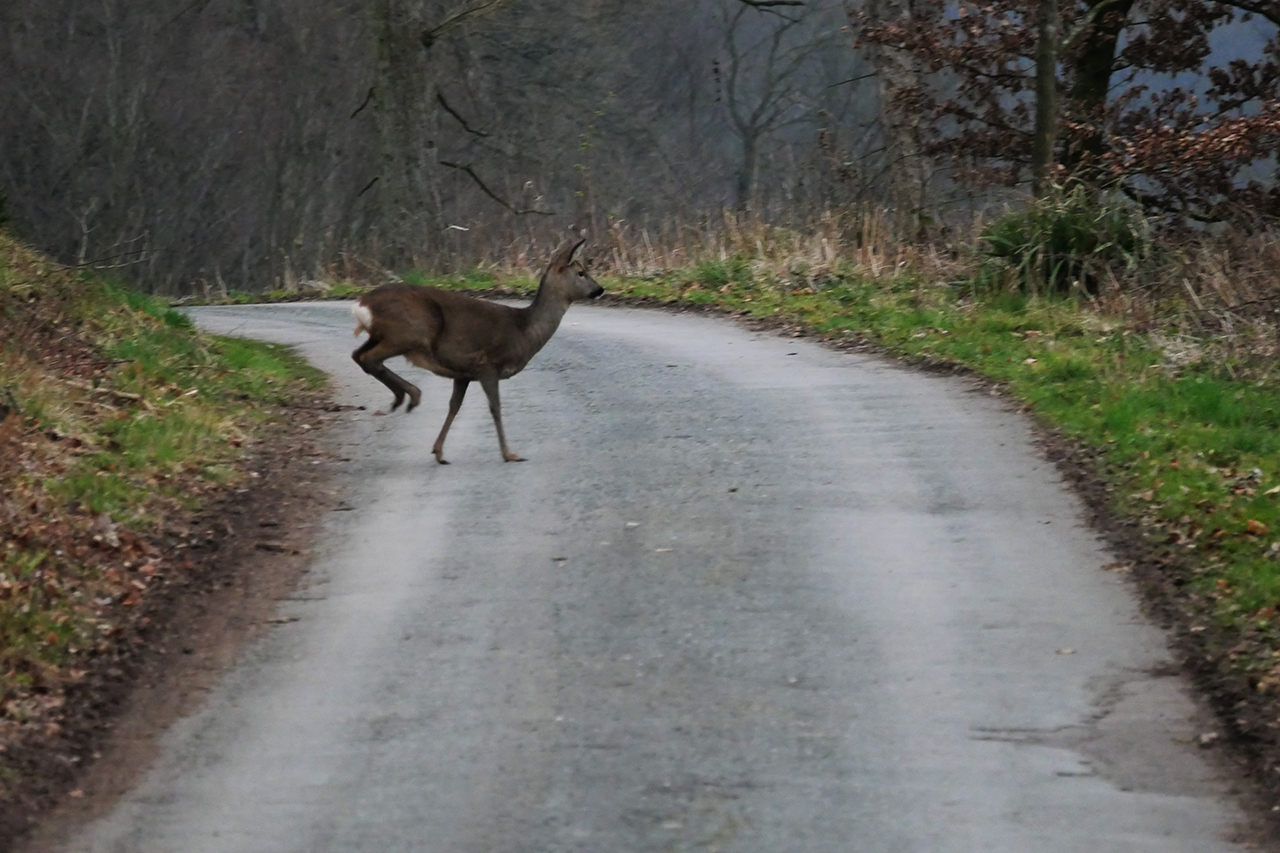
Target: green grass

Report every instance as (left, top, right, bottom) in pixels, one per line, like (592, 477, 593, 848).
(11, 286, 324, 522)
(0, 231, 324, 735)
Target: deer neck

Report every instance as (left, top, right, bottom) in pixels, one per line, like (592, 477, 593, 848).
(520, 281, 572, 351)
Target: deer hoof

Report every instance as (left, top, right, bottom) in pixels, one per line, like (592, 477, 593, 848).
(503, 453, 526, 463)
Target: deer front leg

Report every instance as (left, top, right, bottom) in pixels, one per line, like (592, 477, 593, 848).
(432, 378, 469, 465)
(479, 374, 524, 462)
(352, 341, 422, 412)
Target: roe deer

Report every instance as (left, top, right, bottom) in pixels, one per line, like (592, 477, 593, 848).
(351, 237, 603, 463)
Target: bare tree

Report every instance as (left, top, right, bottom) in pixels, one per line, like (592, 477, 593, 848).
(719, 1, 834, 210)
(0, 0, 881, 292)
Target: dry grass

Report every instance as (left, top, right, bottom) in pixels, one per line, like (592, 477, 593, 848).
(580, 210, 1280, 381)
(309, 201, 1280, 380)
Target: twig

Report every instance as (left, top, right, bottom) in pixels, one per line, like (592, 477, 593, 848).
(160, 0, 216, 32)
(828, 72, 877, 89)
(55, 252, 152, 272)
(61, 379, 147, 406)
(734, 0, 805, 17)
(437, 90, 490, 137)
(439, 161, 555, 215)
(421, 0, 510, 48)
(351, 87, 377, 119)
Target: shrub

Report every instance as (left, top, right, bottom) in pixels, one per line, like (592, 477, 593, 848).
(977, 186, 1150, 295)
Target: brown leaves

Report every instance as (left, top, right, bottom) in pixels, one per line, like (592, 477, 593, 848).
(853, 0, 1280, 222)
(0, 410, 22, 447)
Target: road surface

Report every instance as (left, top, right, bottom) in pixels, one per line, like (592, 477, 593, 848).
(62, 301, 1249, 852)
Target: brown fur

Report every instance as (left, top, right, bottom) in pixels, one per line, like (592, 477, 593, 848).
(351, 238, 603, 463)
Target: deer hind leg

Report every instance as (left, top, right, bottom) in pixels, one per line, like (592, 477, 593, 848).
(352, 338, 422, 412)
(431, 378, 469, 465)
(479, 374, 524, 462)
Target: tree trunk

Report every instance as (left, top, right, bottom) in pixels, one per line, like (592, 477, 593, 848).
(371, 0, 442, 268)
(736, 130, 759, 212)
(1063, 0, 1134, 175)
(1031, 0, 1059, 196)
(865, 0, 931, 239)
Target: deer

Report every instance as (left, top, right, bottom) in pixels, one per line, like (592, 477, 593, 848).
(350, 237, 604, 463)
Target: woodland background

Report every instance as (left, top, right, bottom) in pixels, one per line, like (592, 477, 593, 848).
(1, 0, 1278, 294)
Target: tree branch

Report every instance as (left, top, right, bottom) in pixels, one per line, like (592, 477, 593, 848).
(1062, 0, 1133, 52)
(437, 90, 489, 137)
(734, 0, 805, 20)
(422, 0, 511, 48)
(828, 72, 878, 89)
(160, 0, 217, 32)
(1214, 0, 1280, 26)
(439, 161, 555, 215)
(351, 87, 377, 119)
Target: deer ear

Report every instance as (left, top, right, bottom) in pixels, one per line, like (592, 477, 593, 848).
(550, 237, 586, 270)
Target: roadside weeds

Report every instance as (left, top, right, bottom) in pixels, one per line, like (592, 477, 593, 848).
(0, 231, 332, 850)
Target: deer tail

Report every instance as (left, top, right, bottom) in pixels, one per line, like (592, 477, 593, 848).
(351, 299, 373, 336)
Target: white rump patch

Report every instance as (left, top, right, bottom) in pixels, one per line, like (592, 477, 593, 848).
(351, 300, 373, 336)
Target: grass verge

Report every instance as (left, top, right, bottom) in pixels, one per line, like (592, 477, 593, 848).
(0, 230, 324, 811)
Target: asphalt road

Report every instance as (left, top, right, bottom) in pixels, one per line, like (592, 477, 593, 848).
(63, 301, 1249, 852)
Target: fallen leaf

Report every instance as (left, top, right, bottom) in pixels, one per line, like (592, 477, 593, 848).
(1248, 519, 1270, 536)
